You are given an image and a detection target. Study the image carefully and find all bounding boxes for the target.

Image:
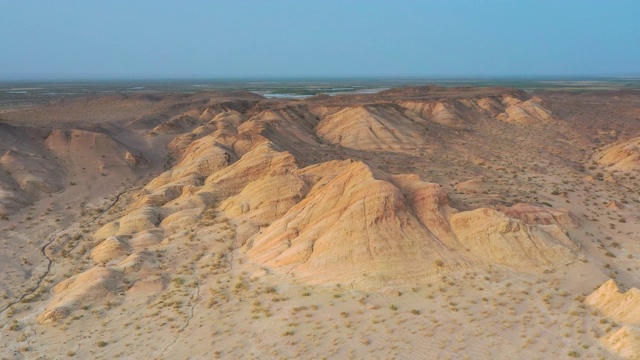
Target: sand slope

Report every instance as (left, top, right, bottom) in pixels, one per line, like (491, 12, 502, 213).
(595, 136, 640, 170)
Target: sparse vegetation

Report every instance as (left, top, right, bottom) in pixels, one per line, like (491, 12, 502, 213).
(1, 79, 639, 359)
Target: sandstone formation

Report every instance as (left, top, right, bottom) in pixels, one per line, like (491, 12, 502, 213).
(495, 97, 553, 124)
(37, 268, 121, 324)
(585, 280, 640, 325)
(586, 280, 640, 359)
(45, 87, 576, 298)
(604, 325, 640, 359)
(315, 105, 429, 151)
(91, 236, 132, 264)
(2, 85, 639, 359)
(595, 136, 640, 170)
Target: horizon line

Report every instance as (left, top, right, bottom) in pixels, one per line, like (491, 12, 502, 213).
(2, 74, 640, 83)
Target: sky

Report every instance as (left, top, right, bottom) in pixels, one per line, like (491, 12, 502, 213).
(1, 0, 639, 79)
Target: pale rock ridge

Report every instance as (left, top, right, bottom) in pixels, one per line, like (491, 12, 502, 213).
(606, 200, 624, 210)
(139, 133, 237, 207)
(91, 236, 132, 263)
(146, 136, 235, 190)
(315, 105, 428, 151)
(32, 87, 588, 328)
(500, 94, 524, 107)
(129, 142, 302, 242)
(390, 174, 464, 251)
(585, 280, 640, 325)
(604, 325, 640, 359)
(94, 206, 162, 240)
(219, 171, 309, 243)
(128, 229, 165, 250)
(399, 101, 467, 128)
(595, 136, 640, 170)
(586, 280, 640, 359)
(159, 207, 203, 232)
(198, 142, 299, 202)
(231, 108, 322, 159)
(115, 251, 164, 298)
(164, 110, 247, 160)
(495, 97, 554, 124)
(197, 98, 259, 123)
(243, 161, 578, 285)
(244, 161, 457, 286)
(394, 176, 578, 266)
(397, 94, 553, 127)
(37, 268, 122, 324)
(475, 96, 506, 116)
(449, 208, 576, 268)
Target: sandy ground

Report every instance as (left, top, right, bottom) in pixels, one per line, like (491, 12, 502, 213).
(0, 87, 639, 359)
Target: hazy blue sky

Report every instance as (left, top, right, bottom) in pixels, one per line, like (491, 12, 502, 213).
(1, 0, 638, 79)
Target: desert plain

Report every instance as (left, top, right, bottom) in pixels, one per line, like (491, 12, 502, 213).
(0, 83, 640, 359)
